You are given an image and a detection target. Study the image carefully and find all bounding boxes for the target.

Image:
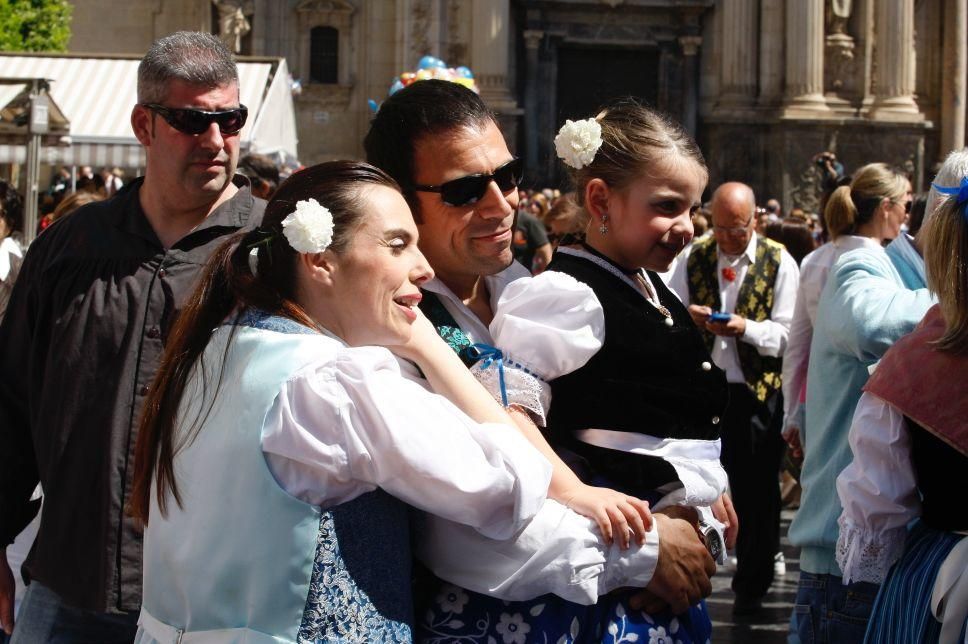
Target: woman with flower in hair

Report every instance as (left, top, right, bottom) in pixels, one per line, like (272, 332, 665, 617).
(419, 101, 728, 643)
(128, 161, 555, 643)
(834, 177, 968, 643)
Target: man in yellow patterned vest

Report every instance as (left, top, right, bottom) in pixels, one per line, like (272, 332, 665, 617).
(670, 182, 800, 619)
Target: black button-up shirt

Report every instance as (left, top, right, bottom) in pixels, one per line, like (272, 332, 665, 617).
(0, 176, 265, 613)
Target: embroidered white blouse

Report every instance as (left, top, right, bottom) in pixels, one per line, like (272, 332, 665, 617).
(781, 236, 882, 435)
(835, 391, 919, 584)
(259, 336, 551, 542)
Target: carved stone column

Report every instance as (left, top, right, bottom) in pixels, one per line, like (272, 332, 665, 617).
(870, 0, 920, 119)
(680, 36, 702, 135)
(941, 0, 967, 154)
(783, 0, 828, 115)
(758, 0, 784, 106)
(523, 29, 543, 173)
(718, 0, 758, 107)
(471, 0, 518, 114)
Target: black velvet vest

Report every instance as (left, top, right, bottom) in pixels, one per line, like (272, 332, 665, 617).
(545, 251, 730, 498)
(909, 418, 968, 532)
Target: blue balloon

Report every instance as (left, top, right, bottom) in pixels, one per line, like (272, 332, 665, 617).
(455, 66, 474, 78)
(388, 79, 404, 95)
(367, 99, 380, 113)
(418, 55, 445, 70)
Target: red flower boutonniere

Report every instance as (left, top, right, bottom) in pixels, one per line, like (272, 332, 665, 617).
(722, 267, 737, 282)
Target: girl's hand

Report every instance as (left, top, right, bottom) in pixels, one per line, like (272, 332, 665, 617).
(387, 308, 445, 364)
(711, 493, 739, 550)
(561, 484, 653, 549)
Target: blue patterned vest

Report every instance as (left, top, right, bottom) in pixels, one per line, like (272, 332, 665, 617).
(139, 311, 413, 643)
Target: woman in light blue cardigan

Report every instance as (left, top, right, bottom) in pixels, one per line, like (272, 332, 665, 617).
(788, 191, 935, 643)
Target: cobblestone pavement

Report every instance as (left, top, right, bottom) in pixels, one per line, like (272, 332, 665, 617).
(706, 509, 798, 643)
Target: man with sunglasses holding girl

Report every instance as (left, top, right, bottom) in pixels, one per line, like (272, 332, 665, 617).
(365, 79, 716, 636)
(0, 31, 263, 642)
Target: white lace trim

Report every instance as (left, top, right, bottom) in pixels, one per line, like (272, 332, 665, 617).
(836, 516, 908, 585)
(471, 362, 550, 426)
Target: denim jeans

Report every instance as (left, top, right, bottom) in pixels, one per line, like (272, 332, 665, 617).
(790, 572, 878, 644)
(10, 581, 137, 644)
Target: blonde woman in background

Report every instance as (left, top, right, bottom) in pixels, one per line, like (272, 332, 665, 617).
(782, 163, 912, 458)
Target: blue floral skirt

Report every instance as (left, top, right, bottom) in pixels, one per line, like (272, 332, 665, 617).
(416, 584, 711, 644)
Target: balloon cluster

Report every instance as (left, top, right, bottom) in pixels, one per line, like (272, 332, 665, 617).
(389, 55, 477, 95)
(368, 56, 478, 112)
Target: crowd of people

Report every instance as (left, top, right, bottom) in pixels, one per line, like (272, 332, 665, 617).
(0, 29, 964, 644)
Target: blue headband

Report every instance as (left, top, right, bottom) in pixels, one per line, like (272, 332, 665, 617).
(931, 177, 968, 216)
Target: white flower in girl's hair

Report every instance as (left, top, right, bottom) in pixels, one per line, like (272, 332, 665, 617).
(554, 118, 603, 169)
(282, 198, 335, 253)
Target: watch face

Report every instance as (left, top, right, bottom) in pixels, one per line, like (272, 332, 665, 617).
(704, 525, 724, 562)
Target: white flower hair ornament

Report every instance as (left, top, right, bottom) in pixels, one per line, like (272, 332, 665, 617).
(281, 198, 335, 253)
(554, 118, 603, 169)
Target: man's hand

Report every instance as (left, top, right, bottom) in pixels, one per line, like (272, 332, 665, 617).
(0, 548, 14, 635)
(784, 425, 804, 460)
(705, 314, 746, 338)
(687, 304, 712, 328)
(630, 514, 715, 615)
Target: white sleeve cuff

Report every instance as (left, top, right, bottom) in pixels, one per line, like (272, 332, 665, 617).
(603, 512, 660, 591)
(740, 318, 767, 346)
(470, 362, 550, 426)
(836, 515, 908, 585)
(416, 499, 661, 606)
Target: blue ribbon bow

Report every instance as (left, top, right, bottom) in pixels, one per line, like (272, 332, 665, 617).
(931, 177, 968, 212)
(465, 343, 509, 407)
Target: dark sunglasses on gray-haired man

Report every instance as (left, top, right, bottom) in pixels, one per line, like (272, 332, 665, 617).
(141, 103, 248, 136)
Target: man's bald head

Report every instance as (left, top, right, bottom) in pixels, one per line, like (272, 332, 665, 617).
(711, 182, 756, 255)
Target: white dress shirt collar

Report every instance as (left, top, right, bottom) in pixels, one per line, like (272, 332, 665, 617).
(421, 261, 531, 344)
(719, 231, 759, 266)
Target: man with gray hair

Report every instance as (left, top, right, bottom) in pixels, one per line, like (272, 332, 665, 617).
(0, 31, 264, 641)
(886, 148, 968, 290)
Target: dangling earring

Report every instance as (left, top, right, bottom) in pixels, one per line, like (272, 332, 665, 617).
(599, 213, 609, 235)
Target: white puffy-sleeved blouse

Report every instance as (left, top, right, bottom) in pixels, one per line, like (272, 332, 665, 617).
(479, 269, 728, 511)
(470, 271, 605, 424)
(835, 391, 919, 584)
(259, 333, 552, 541)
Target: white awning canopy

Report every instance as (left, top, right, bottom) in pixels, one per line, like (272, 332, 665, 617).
(0, 52, 298, 166)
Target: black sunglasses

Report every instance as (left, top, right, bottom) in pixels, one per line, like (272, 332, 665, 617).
(412, 158, 523, 207)
(142, 103, 248, 135)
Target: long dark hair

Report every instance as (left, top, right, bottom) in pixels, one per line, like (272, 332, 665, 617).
(130, 161, 400, 522)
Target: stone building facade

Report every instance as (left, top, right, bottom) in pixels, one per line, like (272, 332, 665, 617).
(66, 0, 966, 210)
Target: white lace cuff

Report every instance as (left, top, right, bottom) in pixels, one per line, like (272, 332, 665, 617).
(836, 516, 908, 585)
(470, 361, 550, 426)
